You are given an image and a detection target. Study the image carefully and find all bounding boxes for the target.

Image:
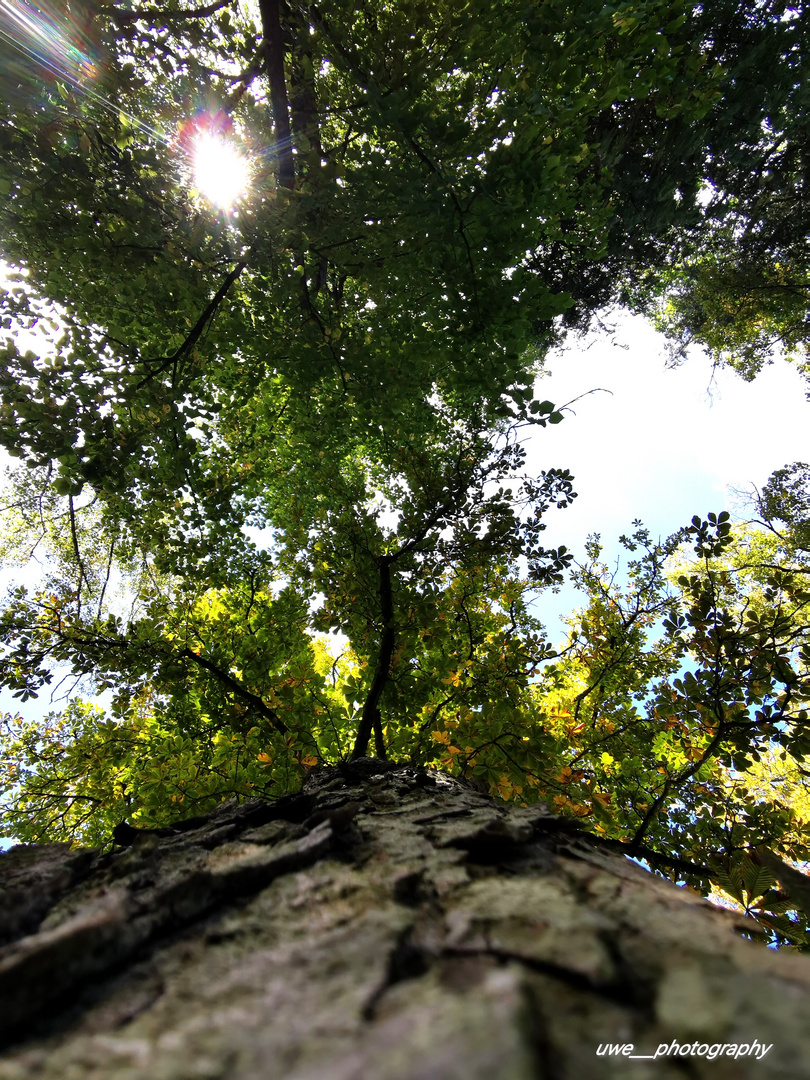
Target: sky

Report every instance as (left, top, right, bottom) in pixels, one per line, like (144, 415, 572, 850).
(522, 312, 809, 639)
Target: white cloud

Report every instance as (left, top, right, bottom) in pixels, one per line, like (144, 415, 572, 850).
(529, 313, 808, 548)
(524, 313, 809, 636)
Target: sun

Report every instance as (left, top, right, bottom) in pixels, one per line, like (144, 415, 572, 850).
(193, 131, 250, 209)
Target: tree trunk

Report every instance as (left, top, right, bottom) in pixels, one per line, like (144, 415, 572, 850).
(1, 761, 809, 1079)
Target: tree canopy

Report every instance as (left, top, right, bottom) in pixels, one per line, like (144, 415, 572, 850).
(629, 1, 810, 380)
(1, 0, 810, 948)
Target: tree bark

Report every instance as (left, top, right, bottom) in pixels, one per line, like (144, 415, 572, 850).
(352, 556, 396, 760)
(258, 0, 295, 190)
(1, 761, 810, 1078)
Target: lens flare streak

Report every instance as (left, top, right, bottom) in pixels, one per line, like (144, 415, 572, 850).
(0, 0, 166, 144)
(0, 2, 252, 208)
(0, 0, 97, 83)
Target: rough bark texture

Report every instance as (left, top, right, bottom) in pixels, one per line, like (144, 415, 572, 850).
(1, 761, 810, 1078)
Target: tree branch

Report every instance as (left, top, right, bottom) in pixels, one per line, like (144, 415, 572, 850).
(225, 45, 267, 113)
(287, 6, 322, 170)
(352, 556, 396, 759)
(591, 834, 718, 882)
(755, 846, 810, 922)
(97, 536, 116, 620)
(132, 258, 246, 392)
(99, 1, 233, 25)
(373, 708, 387, 759)
(67, 496, 89, 619)
(257, 0, 295, 189)
(179, 647, 286, 732)
(628, 722, 728, 857)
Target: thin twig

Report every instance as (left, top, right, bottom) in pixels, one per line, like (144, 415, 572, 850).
(67, 496, 89, 619)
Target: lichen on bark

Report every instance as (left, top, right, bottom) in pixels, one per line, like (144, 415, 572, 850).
(1, 760, 809, 1079)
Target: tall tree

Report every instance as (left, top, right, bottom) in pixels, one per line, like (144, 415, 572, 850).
(1, 761, 810, 1079)
(2, 0, 810, 956)
(0, 0, 714, 800)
